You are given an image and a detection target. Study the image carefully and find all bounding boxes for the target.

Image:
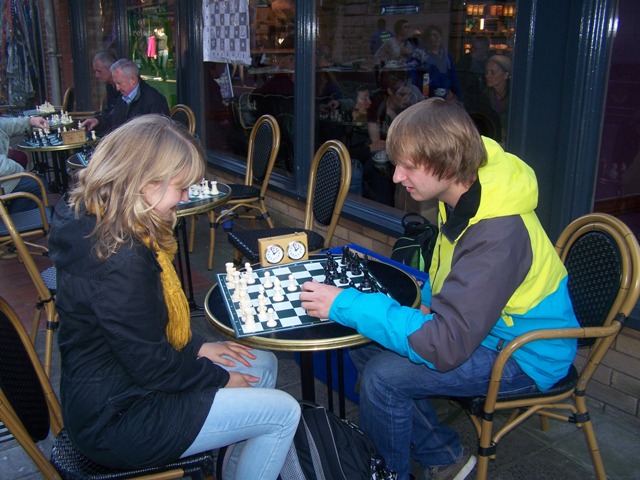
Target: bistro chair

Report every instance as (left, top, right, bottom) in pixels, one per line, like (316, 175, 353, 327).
(0, 199, 57, 378)
(209, 115, 281, 267)
(0, 296, 216, 480)
(228, 139, 352, 267)
(170, 103, 197, 135)
(454, 212, 640, 480)
(61, 86, 75, 112)
(0, 172, 52, 257)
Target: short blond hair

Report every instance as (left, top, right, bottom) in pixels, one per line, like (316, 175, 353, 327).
(386, 98, 487, 185)
(69, 114, 205, 259)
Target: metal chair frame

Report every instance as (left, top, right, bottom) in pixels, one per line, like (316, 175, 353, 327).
(0, 172, 51, 256)
(0, 296, 215, 480)
(458, 213, 640, 480)
(170, 104, 197, 135)
(0, 199, 57, 377)
(228, 139, 352, 267)
(208, 115, 281, 268)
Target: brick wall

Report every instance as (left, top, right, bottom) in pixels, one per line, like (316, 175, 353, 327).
(578, 327, 640, 422)
(210, 165, 640, 424)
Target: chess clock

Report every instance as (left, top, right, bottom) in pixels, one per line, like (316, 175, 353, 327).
(258, 232, 309, 267)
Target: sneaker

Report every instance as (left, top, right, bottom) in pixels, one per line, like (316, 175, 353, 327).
(427, 449, 477, 480)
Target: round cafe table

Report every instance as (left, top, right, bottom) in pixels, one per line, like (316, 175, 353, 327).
(18, 137, 98, 193)
(176, 184, 231, 308)
(205, 254, 420, 416)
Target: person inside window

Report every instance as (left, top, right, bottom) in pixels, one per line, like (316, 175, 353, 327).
(49, 115, 300, 480)
(300, 99, 578, 480)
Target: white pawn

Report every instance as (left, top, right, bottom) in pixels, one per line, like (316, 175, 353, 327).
(287, 274, 297, 292)
(225, 262, 235, 281)
(245, 263, 255, 284)
(263, 271, 273, 289)
(266, 308, 277, 327)
(210, 180, 220, 195)
(231, 287, 240, 302)
(272, 281, 285, 302)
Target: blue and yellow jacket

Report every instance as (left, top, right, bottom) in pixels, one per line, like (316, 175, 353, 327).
(330, 137, 578, 391)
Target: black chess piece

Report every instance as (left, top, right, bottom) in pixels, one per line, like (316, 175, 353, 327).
(351, 257, 362, 276)
(341, 246, 350, 265)
(339, 266, 349, 284)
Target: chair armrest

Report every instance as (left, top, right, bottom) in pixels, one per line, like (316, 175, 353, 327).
(482, 316, 624, 409)
(0, 172, 49, 207)
(0, 191, 51, 230)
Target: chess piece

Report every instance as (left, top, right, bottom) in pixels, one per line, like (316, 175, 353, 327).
(263, 271, 273, 288)
(245, 263, 255, 284)
(287, 274, 297, 292)
(210, 180, 219, 195)
(272, 281, 284, 302)
(266, 308, 277, 327)
(225, 262, 235, 281)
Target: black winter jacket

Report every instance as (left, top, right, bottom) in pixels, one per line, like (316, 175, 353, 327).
(49, 200, 229, 468)
(99, 79, 169, 134)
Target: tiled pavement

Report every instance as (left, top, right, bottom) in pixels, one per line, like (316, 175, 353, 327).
(1, 210, 639, 479)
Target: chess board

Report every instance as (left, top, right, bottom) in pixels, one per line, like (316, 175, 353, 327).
(22, 132, 92, 148)
(217, 254, 390, 338)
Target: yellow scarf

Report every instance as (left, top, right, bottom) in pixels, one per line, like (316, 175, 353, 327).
(154, 242, 192, 350)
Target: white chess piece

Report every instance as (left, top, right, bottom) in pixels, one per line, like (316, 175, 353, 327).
(225, 262, 235, 281)
(263, 271, 273, 289)
(245, 263, 255, 284)
(266, 308, 277, 328)
(272, 282, 285, 302)
(287, 274, 297, 292)
(210, 180, 220, 195)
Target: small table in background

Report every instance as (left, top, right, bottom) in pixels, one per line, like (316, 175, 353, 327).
(18, 138, 98, 193)
(204, 254, 420, 417)
(176, 184, 231, 308)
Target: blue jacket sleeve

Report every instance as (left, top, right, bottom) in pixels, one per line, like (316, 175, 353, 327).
(329, 288, 437, 368)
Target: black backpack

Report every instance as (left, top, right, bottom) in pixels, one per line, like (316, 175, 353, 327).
(391, 213, 439, 272)
(217, 401, 396, 479)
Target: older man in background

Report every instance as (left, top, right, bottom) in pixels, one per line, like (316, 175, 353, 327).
(81, 59, 169, 134)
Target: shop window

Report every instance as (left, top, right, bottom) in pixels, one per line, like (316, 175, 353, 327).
(594, 0, 640, 237)
(201, 0, 516, 217)
(126, 0, 177, 108)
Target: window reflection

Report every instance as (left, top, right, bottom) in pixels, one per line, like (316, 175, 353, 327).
(203, 0, 517, 214)
(595, 0, 640, 234)
(126, 1, 176, 108)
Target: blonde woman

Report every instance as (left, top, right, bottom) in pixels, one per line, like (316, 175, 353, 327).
(49, 115, 300, 479)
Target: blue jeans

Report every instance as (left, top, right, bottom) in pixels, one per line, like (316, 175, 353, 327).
(6, 176, 45, 214)
(350, 343, 537, 480)
(181, 349, 301, 480)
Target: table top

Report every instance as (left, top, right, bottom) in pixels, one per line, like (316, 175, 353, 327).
(17, 138, 98, 153)
(176, 183, 231, 216)
(205, 255, 421, 352)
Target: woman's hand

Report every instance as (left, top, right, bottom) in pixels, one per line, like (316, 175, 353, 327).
(225, 371, 260, 388)
(198, 341, 256, 368)
(420, 304, 432, 315)
(299, 281, 342, 319)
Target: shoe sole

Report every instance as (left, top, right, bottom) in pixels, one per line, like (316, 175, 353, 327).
(452, 455, 477, 480)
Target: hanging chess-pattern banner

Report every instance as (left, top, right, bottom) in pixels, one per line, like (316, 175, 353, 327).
(202, 0, 252, 66)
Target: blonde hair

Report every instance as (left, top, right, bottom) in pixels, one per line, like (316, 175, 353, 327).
(69, 114, 205, 260)
(386, 98, 487, 185)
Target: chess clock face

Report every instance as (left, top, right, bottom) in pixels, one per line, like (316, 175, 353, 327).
(287, 240, 307, 260)
(264, 244, 285, 264)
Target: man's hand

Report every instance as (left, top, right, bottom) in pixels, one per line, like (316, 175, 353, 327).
(80, 118, 99, 131)
(198, 341, 256, 368)
(29, 116, 49, 130)
(299, 281, 342, 319)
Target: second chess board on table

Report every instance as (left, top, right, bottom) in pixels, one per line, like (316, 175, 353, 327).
(217, 253, 390, 338)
